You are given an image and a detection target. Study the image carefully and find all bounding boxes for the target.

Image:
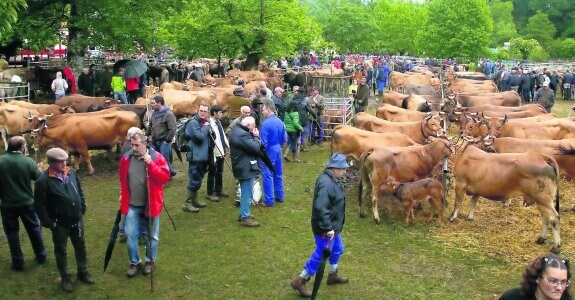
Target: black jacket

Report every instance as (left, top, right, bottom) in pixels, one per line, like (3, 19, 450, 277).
(311, 169, 346, 236)
(34, 168, 86, 228)
(230, 124, 262, 180)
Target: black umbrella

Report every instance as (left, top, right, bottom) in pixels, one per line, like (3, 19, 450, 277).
(258, 144, 276, 175)
(103, 210, 122, 272)
(311, 240, 332, 300)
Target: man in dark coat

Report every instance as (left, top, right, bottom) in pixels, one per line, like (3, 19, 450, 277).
(149, 95, 177, 177)
(520, 70, 532, 103)
(230, 116, 262, 227)
(77, 68, 95, 96)
(291, 153, 350, 297)
(562, 70, 573, 100)
(354, 78, 370, 113)
(509, 69, 521, 93)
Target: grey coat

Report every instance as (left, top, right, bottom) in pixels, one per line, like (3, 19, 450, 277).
(185, 113, 210, 162)
(230, 124, 261, 180)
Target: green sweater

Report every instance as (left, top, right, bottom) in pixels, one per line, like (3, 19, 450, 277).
(284, 111, 303, 133)
(0, 152, 41, 207)
(111, 75, 126, 93)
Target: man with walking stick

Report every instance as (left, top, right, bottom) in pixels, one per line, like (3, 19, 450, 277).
(119, 132, 170, 277)
(291, 153, 350, 298)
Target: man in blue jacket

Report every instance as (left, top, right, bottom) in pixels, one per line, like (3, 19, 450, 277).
(182, 103, 212, 213)
(259, 103, 286, 207)
(291, 153, 350, 297)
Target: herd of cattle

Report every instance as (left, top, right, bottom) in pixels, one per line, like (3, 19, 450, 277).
(0, 64, 571, 253)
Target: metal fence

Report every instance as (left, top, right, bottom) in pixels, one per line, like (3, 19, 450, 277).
(0, 81, 31, 101)
(322, 97, 354, 139)
(310, 75, 351, 97)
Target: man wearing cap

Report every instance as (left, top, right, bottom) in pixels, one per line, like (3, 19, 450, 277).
(227, 86, 251, 121)
(534, 82, 555, 113)
(520, 69, 532, 103)
(354, 77, 370, 113)
(259, 102, 286, 207)
(308, 87, 325, 143)
(34, 147, 94, 292)
(291, 153, 350, 297)
(206, 105, 230, 202)
(237, 80, 249, 98)
(0, 136, 47, 271)
(148, 95, 177, 177)
(271, 87, 286, 121)
(182, 103, 212, 212)
(119, 132, 170, 277)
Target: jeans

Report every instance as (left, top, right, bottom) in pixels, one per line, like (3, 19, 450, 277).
(113, 91, 128, 104)
(154, 142, 175, 174)
(521, 88, 531, 103)
(126, 206, 159, 264)
(259, 145, 284, 205)
(207, 156, 225, 195)
(304, 234, 344, 276)
(51, 220, 87, 277)
(310, 120, 324, 143)
(1, 205, 46, 267)
(239, 178, 254, 220)
(55, 92, 65, 100)
(287, 132, 300, 153)
(299, 123, 311, 145)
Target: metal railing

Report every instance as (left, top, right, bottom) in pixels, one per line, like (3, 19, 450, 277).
(0, 81, 31, 101)
(322, 97, 354, 139)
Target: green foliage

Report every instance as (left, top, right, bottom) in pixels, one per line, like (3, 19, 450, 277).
(525, 12, 557, 48)
(548, 38, 575, 60)
(528, 0, 575, 38)
(488, 47, 510, 61)
(508, 37, 540, 60)
(0, 0, 27, 36)
(319, 2, 378, 53)
(418, 0, 492, 59)
(489, 0, 518, 47)
(373, 0, 427, 55)
(528, 45, 550, 62)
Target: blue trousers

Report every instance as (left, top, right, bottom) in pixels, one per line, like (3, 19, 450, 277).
(259, 145, 284, 205)
(153, 142, 175, 174)
(300, 123, 311, 144)
(287, 132, 300, 153)
(239, 178, 254, 220)
(113, 91, 128, 104)
(376, 80, 385, 93)
(126, 206, 159, 264)
(311, 120, 324, 143)
(304, 234, 344, 276)
(1, 205, 47, 267)
(187, 161, 208, 191)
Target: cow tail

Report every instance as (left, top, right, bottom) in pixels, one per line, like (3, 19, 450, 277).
(401, 96, 409, 109)
(358, 150, 373, 210)
(545, 156, 560, 213)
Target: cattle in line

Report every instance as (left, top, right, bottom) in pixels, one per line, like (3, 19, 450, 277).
(447, 78, 498, 93)
(482, 115, 575, 140)
(8, 100, 75, 115)
(330, 125, 419, 161)
(450, 141, 561, 253)
(381, 91, 409, 107)
(358, 137, 454, 223)
(453, 91, 521, 107)
(27, 110, 140, 174)
(0, 103, 39, 150)
(376, 104, 427, 122)
(389, 71, 433, 92)
(457, 111, 554, 136)
(404, 84, 439, 97)
(382, 176, 444, 225)
(55, 95, 120, 113)
(352, 112, 445, 144)
(401, 94, 443, 112)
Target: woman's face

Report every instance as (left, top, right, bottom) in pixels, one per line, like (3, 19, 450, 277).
(537, 267, 569, 300)
(353, 79, 358, 84)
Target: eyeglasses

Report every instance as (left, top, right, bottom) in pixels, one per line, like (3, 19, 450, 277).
(541, 276, 571, 288)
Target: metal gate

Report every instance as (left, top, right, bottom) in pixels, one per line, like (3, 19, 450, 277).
(0, 81, 31, 101)
(322, 97, 354, 139)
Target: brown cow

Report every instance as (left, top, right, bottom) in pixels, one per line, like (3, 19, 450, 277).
(382, 91, 409, 107)
(450, 141, 561, 253)
(0, 104, 39, 150)
(382, 176, 444, 225)
(455, 91, 521, 107)
(358, 137, 454, 223)
(331, 125, 419, 161)
(28, 110, 140, 174)
(376, 104, 426, 122)
(55, 95, 120, 113)
(484, 115, 575, 140)
(447, 78, 497, 93)
(352, 112, 445, 144)
(458, 111, 554, 136)
(7, 100, 75, 115)
(389, 72, 433, 92)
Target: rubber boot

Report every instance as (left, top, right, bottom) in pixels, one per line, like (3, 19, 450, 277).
(290, 276, 312, 298)
(191, 190, 207, 208)
(283, 147, 291, 162)
(182, 190, 200, 213)
(326, 270, 349, 285)
(294, 148, 301, 163)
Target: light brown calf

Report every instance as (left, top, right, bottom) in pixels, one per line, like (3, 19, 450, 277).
(383, 177, 444, 225)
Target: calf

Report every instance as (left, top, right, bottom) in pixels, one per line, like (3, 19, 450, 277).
(383, 177, 444, 225)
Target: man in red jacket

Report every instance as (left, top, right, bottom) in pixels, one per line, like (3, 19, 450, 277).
(118, 132, 170, 277)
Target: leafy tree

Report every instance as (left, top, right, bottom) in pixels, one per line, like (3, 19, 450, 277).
(489, 0, 518, 47)
(0, 0, 27, 35)
(528, 0, 575, 38)
(524, 12, 556, 48)
(528, 45, 549, 62)
(418, 0, 492, 59)
(548, 38, 575, 60)
(319, 2, 378, 53)
(373, 0, 427, 55)
(508, 37, 540, 60)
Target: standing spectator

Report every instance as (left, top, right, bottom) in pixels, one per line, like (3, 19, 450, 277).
(365, 63, 374, 96)
(500, 67, 510, 91)
(271, 87, 286, 121)
(259, 103, 286, 207)
(509, 69, 521, 93)
(499, 253, 571, 300)
(126, 76, 140, 105)
(250, 97, 264, 129)
(0, 136, 46, 271)
(148, 95, 177, 177)
(354, 77, 370, 113)
(119, 132, 170, 278)
(280, 57, 288, 69)
(293, 88, 317, 152)
(89, 64, 98, 96)
(206, 105, 230, 202)
(520, 70, 532, 103)
(286, 85, 299, 104)
(111, 67, 127, 104)
(230, 116, 262, 227)
(34, 148, 94, 292)
(182, 103, 211, 213)
(138, 72, 148, 100)
(226, 105, 252, 140)
(534, 82, 555, 113)
(98, 66, 113, 97)
(348, 78, 358, 97)
(259, 81, 273, 98)
(51, 71, 68, 100)
(563, 70, 573, 100)
(77, 68, 94, 96)
(530, 70, 538, 100)
(374, 63, 388, 96)
(226, 86, 251, 121)
(309, 87, 325, 144)
(283, 101, 303, 162)
(550, 70, 559, 98)
(62, 66, 76, 95)
(290, 153, 350, 297)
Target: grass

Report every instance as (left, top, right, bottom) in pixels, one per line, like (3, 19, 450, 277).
(2, 98, 575, 299)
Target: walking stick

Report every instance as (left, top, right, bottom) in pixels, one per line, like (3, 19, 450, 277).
(145, 164, 154, 293)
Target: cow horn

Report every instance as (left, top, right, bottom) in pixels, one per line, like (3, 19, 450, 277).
(31, 128, 40, 132)
(470, 112, 478, 116)
(482, 112, 491, 120)
(464, 113, 473, 120)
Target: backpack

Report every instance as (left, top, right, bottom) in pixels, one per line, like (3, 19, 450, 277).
(296, 99, 309, 126)
(175, 118, 192, 152)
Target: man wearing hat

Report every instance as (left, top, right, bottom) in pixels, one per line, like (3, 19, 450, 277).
(291, 153, 350, 297)
(148, 95, 177, 177)
(227, 86, 251, 120)
(534, 81, 555, 113)
(34, 147, 94, 292)
(206, 105, 230, 202)
(271, 87, 286, 121)
(0, 136, 47, 271)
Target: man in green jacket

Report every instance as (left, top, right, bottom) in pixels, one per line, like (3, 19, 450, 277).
(111, 67, 127, 104)
(0, 136, 46, 271)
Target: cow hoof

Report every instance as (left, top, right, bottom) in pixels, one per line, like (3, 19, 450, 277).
(535, 237, 546, 245)
(466, 217, 474, 222)
(374, 219, 380, 225)
(359, 212, 366, 218)
(550, 246, 561, 254)
(448, 217, 455, 223)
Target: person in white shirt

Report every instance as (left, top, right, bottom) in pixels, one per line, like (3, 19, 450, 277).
(51, 71, 68, 100)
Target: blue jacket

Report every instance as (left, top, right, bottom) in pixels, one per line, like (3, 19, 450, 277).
(185, 113, 210, 162)
(230, 124, 262, 180)
(311, 169, 346, 236)
(261, 114, 286, 149)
